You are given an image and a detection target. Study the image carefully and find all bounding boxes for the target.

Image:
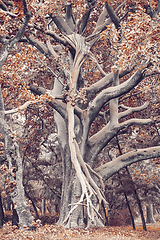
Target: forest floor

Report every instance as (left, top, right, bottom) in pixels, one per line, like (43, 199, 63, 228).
(0, 221, 160, 240)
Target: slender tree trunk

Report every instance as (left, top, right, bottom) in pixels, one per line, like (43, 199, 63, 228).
(116, 135, 146, 231)
(7, 196, 12, 211)
(118, 172, 136, 230)
(42, 199, 46, 215)
(31, 200, 39, 220)
(125, 167, 147, 231)
(25, 191, 39, 219)
(116, 136, 135, 229)
(0, 191, 4, 228)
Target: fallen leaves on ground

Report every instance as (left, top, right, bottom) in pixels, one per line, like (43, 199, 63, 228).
(0, 221, 160, 240)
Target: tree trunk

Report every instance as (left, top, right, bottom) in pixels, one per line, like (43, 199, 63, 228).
(12, 208, 19, 227)
(146, 204, 156, 223)
(0, 192, 4, 228)
(42, 198, 46, 215)
(125, 167, 147, 231)
(31, 200, 39, 220)
(56, 144, 73, 226)
(116, 136, 135, 230)
(0, 86, 35, 229)
(7, 196, 12, 211)
(25, 191, 40, 219)
(118, 172, 136, 230)
(57, 157, 105, 228)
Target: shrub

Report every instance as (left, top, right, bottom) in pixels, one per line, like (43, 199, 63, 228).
(39, 212, 59, 225)
(109, 209, 134, 226)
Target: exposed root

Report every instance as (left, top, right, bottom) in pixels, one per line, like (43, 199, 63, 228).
(85, 162, 105, 192)
(66, 105, 108, 225)
(63, 194, 85, 225)
(74, 139, 108, 207)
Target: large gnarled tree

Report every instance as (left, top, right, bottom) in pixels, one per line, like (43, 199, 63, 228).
(1, 0, 160, 228)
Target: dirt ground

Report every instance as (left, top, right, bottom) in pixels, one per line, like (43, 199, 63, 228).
(0, 221, 160, 240)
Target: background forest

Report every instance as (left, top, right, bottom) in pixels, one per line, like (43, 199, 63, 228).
(0, 0, 160, 237)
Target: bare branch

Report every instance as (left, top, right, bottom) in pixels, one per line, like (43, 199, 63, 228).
(47, 67, 65, 87)
(11, 0, 31, 45)
(79, 8, 91, 34)
(0, 8, 17, 17)
(93, 7, 108, 34)
(0, 85, 4, 111)
(5, 100, 39, 115)
(86, 66, 136, 102)
(26, 36, 49, 55)
(89, 0, 126, 41)
(86, 72, 114, 101)
(74, 140, 107, 205)
(88, 69, 144, 126)
(109, 70, 119, 125)
(85, 163, 105, 192)
(46, 40, 58, 59)
(65, 3, 75, 32)
(105, 1, 120, 30)
(52, 16, 73, 35)
(119, 65, 136, 78)
(0, 0, 31, 71)
(95, 146, 160, 181)
(29, 85, 46, 95)
(0, 0, 8, 11)
(119, 102, 149, 120)
(89, 52, 107, 76)
(22, 0, 29, 16)
(46, 30, 67, 45)
(88, 118, 152, 166)
(29, 85, 67, 119)
(47, 99, 67, 120)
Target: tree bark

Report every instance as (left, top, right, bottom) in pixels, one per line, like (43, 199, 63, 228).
(146, 204, 156, 223)
(0, 86, 35, 229)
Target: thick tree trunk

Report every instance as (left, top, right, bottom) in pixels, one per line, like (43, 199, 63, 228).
(0, 86, 35, 229)
(65, 177, 85, 228)
(56, 142, 105, 228)
(146, 204, 156, 223)
(55, 119, 104, 227)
